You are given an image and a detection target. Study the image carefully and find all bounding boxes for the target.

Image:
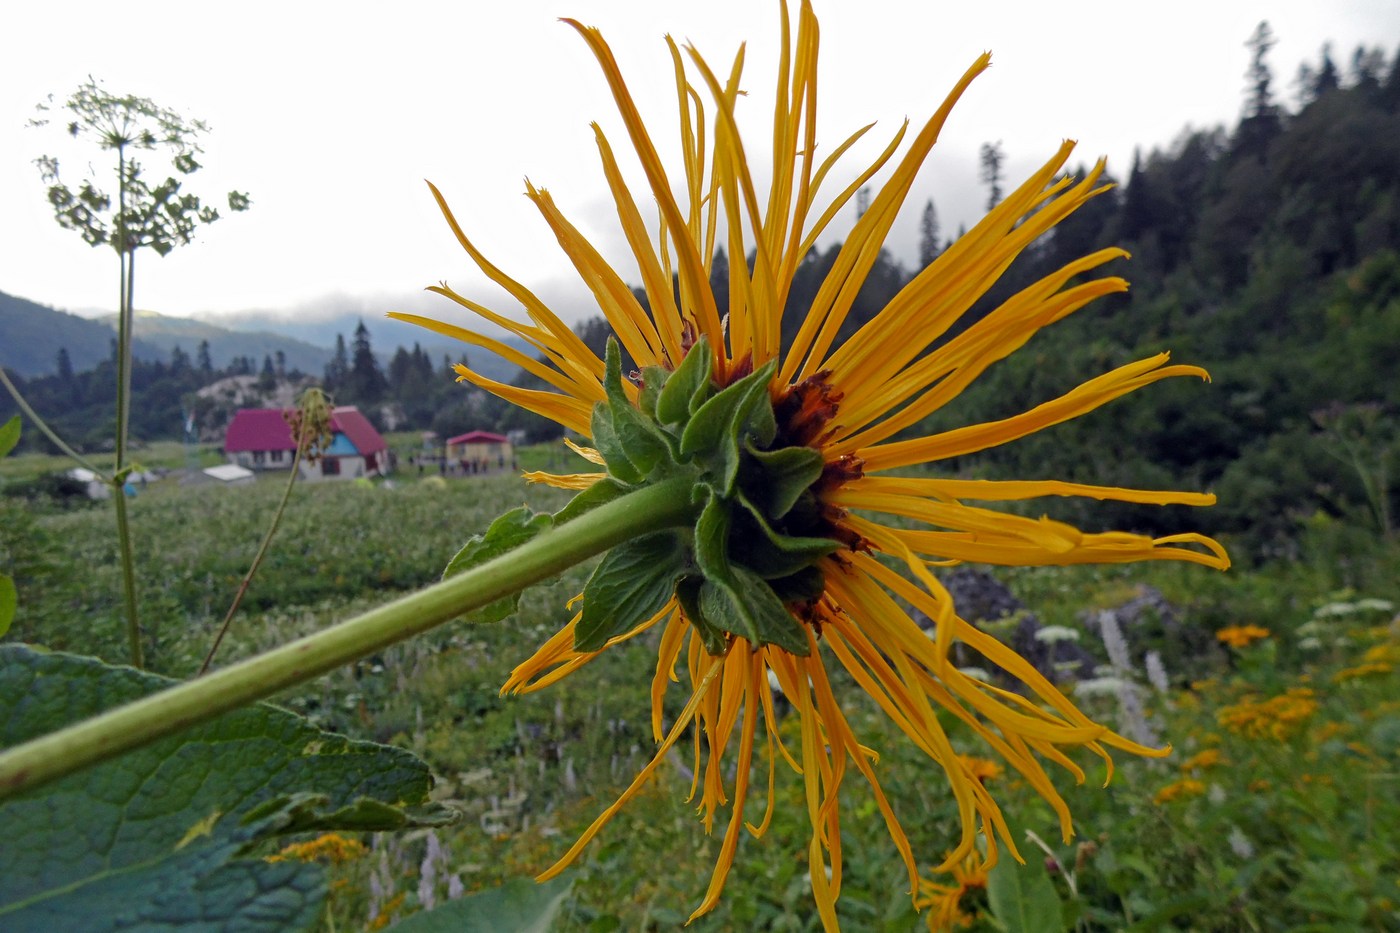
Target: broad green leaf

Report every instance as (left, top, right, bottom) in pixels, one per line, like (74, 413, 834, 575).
(0, 645, 448, 933)
(443, 506, 554, 623)
(743, 442, 825, 519)
(590, 401, 642, 484)
(553, 477, 631, 525)
(576, 532, 686, 651)
(391, 877, 573, 933)
(0, 415, 19, 459)
(656, 337, 714, 424)
(0, 575, 14, 638)
(985, 854, 1065, 933)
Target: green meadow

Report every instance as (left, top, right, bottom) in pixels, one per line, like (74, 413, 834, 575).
(3, 455, 1396, 930)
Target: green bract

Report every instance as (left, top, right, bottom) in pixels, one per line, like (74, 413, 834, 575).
(570, 338, 842, 656)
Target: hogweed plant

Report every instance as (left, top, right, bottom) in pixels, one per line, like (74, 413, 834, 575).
(0, 2, 1228, 929)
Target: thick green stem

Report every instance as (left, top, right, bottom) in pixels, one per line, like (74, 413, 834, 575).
(0, 476, 697, 800)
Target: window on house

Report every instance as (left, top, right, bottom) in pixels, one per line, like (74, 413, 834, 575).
(322, 458, 340, 476)
(253, 450, 266, 465)
(270, 449, 283, 463)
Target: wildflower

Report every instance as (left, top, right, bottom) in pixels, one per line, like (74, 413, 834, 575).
(913, 851, 989, 931)
(1362, 643, 1400, 665)
(397, 2, 1226, 925)
(1034, 625, 1082, 644)
(957, 754, 1003, 783)
(1153, 778, 1205, 804)
(1227, 826, 1255, 859)
(267, 832, 368, 865)
(1177, 748, 1224, 773)
(1144, 650, 1170, 693)
(1333, 661, 1393, 683)
(1218, 688, 1318, 740)
(1215, 624, 1271, 648)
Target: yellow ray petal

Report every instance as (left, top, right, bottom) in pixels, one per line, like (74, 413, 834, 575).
(860, 355, 1211, 472)
(536, 655, 724, 882)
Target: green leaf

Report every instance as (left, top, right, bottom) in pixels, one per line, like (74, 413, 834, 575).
(698, 566, 809, 656)
(767, 566, 826, 605)
(678, 359, 777, 463)
(656, 337, 714, 424)
(553, 477, 631, 525)
(443, 506, 554, 623)
(985, 855, 1065, 933)
(675, 574, 729, 656)
(590, 401, 642, 484)
(0, 644, 447, 933)
(391, 877, 573, 933)
(0, 415, 19, 459)
(731, 494, 843, 579)
(0, 575, 14, 638)
(576, 532, 686, 652)
(602, 341, 671, 476)
(743, 442, 825, 519)
(638, 365, 669, 417)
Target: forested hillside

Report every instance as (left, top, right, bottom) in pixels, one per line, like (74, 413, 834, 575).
(5, 34, 1397, 560)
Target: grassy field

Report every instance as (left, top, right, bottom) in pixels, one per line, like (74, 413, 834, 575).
(2, 448, 1398, 930)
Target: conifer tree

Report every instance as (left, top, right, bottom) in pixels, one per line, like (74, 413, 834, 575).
(979, 142, 1005, 210)
(918, 198, 941, 267)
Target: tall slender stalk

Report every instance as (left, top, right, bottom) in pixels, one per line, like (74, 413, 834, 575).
(199, 419, 311, 674)
(112, 142, 143, 668)
(0, 476, 698, 800)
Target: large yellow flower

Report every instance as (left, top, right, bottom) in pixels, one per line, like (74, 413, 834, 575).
(393, 2, 1228, 926)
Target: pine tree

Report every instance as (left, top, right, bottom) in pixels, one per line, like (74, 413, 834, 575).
(325, 333, 350, 395)
(348, 320, 387, 404)
(979, 142, 1004, 210)
(56, 347, 74, 382)
(919, 198, 941, 267)
(1237, 22, 1282, 159)
(196, 339, 212, 374)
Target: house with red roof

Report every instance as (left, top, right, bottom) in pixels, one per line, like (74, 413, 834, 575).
(224, 406, 391, 480)
(445, 430, 514, 472)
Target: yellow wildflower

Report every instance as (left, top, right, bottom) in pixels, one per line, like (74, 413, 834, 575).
(1362, 643, 1400, 664)
(1153, 778, 1206, 804)
(1333, 661, 1394, 683)
(397, 2, 1227, 925)
(1177, 748, 1224, 772)
(957, 754, 1003, 783)
(1218, 688, 1318, 740)
(1215, 625, 1271, 648)
(266, 832, 368, 866)
(1312, 721, 1348, 742)
(914, 851, 989, 931)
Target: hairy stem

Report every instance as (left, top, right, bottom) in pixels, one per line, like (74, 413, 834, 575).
(199, 423, 310, 675)
(0, 476, 698, 799)
(0, 368, 103, 473)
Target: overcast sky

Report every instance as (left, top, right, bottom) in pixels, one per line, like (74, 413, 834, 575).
(3, 1, 1397, 333)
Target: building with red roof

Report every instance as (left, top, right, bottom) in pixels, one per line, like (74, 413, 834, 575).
(445, 430, 514, 473)
(224, 406, 391, 480)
